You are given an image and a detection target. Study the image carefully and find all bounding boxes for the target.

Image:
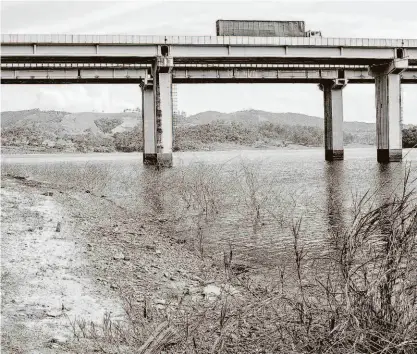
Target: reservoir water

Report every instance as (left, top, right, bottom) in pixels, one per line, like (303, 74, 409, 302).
(3, 148, 416, 268)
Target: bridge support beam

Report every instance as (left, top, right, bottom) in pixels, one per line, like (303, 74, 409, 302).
(141, 56, 174, 167)
(370, 59, 408, 163)
(141, 81, 157, 164)
(319, 79, 347, 161)
(154, 71, 173, 167)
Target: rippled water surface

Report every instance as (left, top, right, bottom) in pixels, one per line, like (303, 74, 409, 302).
(3, 148, 416, 267)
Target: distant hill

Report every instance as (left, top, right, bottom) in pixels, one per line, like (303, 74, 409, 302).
(183, 109, 377, 133)
(1, 108, 398, 134)
(1, 109, 141, 135)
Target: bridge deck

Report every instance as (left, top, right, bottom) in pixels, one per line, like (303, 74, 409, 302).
(2, 34, 417, 47)
(2, 34, 417, 72)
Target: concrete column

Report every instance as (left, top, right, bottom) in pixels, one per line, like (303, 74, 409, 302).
(155, 70, 173, 167)
(319, 79, 347, 161)
(370, 59, 408, 163)
(141, 82, 157, 164)
(141, 56, 173, 167)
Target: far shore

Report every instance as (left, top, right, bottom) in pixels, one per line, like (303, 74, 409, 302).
(1, 142, 374, 155)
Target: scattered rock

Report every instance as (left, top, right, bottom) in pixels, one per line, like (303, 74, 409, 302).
(113, 253, 125, 261)
(110, 284, 118, 290)
(231, 263, 251, 275)
(42, 192, 53, 196)
(189, 275, 204, 283)
(203, 284, 221, 299)
(85, 190, 91, 194)
(155, 249, 162, 256)
(28, 227, 34, 232)
(50, 335, 67, 344)
(46, 310, 62, 318)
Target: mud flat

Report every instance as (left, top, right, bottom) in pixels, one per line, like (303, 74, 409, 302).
(1, 177, 125, 353)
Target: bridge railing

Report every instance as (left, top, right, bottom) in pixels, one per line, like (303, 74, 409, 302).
(2, 34, 417, 47)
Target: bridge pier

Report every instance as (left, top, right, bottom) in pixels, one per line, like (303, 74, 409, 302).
(141, 81, 157, 165)
(319, 79, 346, 161)
(370, 59, 408, 163)
(141, 56, 174, 167)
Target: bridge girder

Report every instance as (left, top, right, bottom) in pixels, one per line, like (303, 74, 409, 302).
(2, 66, 417, 84)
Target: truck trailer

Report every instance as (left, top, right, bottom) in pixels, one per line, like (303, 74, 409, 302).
(216, 20, 322, 37)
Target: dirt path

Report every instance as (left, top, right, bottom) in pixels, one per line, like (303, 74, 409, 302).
(1, 178, 124, 353)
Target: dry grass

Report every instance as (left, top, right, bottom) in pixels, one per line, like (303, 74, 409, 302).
(61, 167, 416, 354)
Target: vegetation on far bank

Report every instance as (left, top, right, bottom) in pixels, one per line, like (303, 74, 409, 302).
(2, 114, 416, 153)
(403, 125, 417, 148)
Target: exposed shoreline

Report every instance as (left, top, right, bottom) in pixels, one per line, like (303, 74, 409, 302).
(1, 174, 231, 353)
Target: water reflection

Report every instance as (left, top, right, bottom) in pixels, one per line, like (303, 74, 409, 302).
(325, 161, 346, 235)
(376, 163, 405, 203)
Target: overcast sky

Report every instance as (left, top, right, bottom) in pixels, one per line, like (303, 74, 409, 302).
(1, 0, 416, 123)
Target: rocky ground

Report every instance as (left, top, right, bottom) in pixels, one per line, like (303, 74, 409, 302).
(1, 174, 235, 353)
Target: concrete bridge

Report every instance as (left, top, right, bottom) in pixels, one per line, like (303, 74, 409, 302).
(2, 34, 417, 165)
